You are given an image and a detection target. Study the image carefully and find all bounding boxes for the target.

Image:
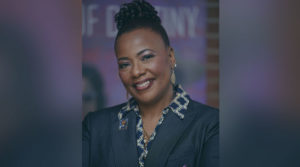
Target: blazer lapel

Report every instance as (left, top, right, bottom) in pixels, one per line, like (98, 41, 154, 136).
(144, 103, 196, 167)
(111, 110, 138, 167)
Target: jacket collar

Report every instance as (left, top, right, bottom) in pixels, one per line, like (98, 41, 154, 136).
(118, 84, 190, 122)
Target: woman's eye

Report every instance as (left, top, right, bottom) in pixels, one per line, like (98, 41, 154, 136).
(141, 54, 154, 61)
(119, 63, 130, 69)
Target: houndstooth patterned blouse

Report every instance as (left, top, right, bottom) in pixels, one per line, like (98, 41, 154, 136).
(118, 85, 190, 167)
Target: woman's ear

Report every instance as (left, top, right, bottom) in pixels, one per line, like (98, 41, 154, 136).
(168, 47, 176, 68)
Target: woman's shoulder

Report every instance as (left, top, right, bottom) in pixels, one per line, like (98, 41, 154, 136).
(83, 102, 127, 123)
(188, 99, 219, 113)
(187, 99, 219, 125)
(186, 100, 219, 143)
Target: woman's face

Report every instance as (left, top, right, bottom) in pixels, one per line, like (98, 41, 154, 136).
(116, 28, 175, 105)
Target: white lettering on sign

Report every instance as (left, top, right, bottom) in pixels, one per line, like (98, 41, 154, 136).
(186, 7, 200, 38)
(82, 4, 201, 38)
(106, 5, 119, 38)
(156, 6, 200, 38)
(82, 4, 99, 37)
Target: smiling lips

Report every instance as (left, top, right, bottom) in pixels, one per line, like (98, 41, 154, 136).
(134, 79, 153, 91)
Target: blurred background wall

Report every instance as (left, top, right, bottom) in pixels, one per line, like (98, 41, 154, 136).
(82, 0, 219, 117)
(205, 0, 219, 107)
(0, 0, 81, 166)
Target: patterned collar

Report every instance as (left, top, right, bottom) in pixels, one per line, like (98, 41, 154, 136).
(118, 84, 190, 122)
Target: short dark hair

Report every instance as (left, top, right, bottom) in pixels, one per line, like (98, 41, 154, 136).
(114, 0, 170, 50)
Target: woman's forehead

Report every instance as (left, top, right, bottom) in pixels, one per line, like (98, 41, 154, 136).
(118, 28, 163, 43)
(116, 29, 166, 55)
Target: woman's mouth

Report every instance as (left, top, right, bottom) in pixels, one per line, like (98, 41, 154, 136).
(134, 79, 153, 91)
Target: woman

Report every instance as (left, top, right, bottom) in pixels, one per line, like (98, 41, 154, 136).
(82, 0, 219, 167)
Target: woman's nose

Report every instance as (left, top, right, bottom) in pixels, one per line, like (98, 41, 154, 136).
(131, 62, 145, 78)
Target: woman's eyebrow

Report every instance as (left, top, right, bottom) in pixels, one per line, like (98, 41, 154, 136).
(118, 57, 129, 61)
(137, 49, 156, 56)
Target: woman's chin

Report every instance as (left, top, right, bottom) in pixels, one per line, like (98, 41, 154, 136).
(133, 95, 154, 105)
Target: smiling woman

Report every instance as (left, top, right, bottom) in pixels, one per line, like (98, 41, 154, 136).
(116, 28, 175, 108)
(82, 0, 219, 167)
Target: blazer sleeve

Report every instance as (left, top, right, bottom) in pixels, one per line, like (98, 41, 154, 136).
(82, 113, 91, 167)
(197, 117, 219, 167)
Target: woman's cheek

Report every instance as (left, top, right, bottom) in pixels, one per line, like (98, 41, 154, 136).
(119, 72, 129, 85)
(149, 57, 169, 74)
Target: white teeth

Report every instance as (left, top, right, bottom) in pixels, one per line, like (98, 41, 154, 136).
(136, 80, 150, 88)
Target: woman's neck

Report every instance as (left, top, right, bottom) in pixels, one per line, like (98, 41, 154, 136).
(138, 84, 174, 119)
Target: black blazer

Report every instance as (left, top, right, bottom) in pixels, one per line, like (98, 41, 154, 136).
(82, 99, 219, 167)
